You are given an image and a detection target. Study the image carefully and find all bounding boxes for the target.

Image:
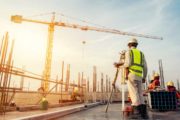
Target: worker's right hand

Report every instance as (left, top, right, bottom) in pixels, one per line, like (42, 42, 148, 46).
(112, 82, 115, 89)
(114, 62, 120, 68)
(142, 78, 146, 83)
(120, 50, 126, 55)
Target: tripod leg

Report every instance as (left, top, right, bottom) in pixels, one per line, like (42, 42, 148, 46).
(105, 87, 114, 113)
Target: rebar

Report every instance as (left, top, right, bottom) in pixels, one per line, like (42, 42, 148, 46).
(0, 32, 9, 114)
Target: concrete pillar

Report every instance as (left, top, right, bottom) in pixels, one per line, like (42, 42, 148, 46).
(87, 77, 89, 92)
(78, 72, 80, 87)
(108, 78, 111, 92)
(93, 66, 97, 102)
(106, 75, 108, 92)
(177, 79, 180, 91)
(65, 64, 70, 92)
(93, 66, 97, 92)
(101, 73, 104, 102)
(59, 61, 64, 92)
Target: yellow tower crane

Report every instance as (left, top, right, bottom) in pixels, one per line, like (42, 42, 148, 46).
(11, 13, 163, 92)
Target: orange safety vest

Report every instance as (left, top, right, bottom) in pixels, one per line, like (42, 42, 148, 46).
(152, 79, 160, 89)
(148, 83, 154, 90)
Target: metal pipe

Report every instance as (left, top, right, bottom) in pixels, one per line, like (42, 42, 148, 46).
(0, 35, 4, 57)
(0, 36, 4, 87)
(0, 32, 9, 114)
(3, 39, 14, 114)
(20, 66, 25, 90)
(5, 61, 13, 112)
(0, 33, 9, 87)
(55, 75, 58, 93)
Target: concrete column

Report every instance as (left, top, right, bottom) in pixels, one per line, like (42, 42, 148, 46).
(93, 66, 97, 92)
(65, 64, 70, 92)
(93, 66, 97, 102)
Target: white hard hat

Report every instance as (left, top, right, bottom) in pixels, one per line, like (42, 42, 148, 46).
(128, 38, 138, 44)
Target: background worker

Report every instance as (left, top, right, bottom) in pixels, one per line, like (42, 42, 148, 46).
(152, 73, 160, 89)
(148, 73, 160, 91)
(9, 100, 16, 107)
(166, 81, 176, 92)
(71, 87, 80, 101)
(148, 76, 154, 90)
(40, 97, 48, 110)
(114, 38, 148, 119)
(166, 81, 180, 99)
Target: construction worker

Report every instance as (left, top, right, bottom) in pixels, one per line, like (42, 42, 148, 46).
(40, 97, 48, 110)
(9, 100, 16, 107)
(166, 81, 180, 99)
(152, 73, 160, 89)
(148, 76, 154, 90)
(148, 73, 160, 90)
(166, 81, 175, 92)
(71, 87, 79, 101)
(114, 38, 148, 119)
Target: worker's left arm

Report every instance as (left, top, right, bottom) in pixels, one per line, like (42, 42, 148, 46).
(142, 55, 148, 83)
(123, 50, 131, 79)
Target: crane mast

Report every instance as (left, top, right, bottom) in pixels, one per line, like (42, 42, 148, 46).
(42, 14, 55, 91)
(11, 14, 163, 91)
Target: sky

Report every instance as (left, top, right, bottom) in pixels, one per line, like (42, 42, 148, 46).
(0, 0, 180, 90)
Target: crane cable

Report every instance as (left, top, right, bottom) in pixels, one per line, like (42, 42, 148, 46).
(55, 12, 108, 29)
(24, 12, 54, 18)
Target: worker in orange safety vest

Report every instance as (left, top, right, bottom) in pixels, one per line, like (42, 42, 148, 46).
(148, 73, 160, 91)
(148, 76, 154, 90)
